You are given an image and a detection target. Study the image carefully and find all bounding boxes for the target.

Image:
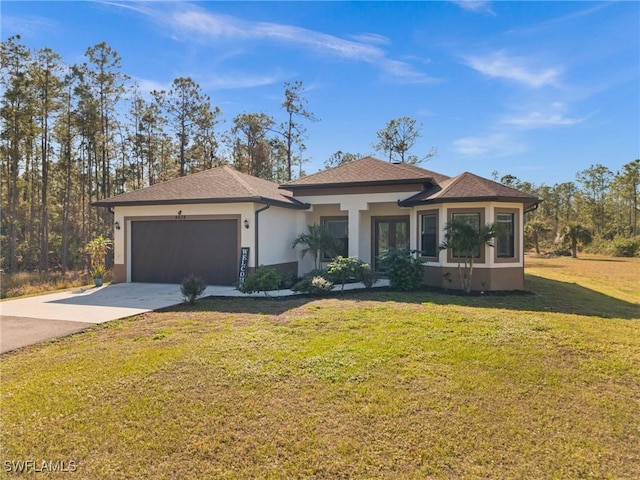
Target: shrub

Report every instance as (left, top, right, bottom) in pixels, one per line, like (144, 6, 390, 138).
(278, 269, 298, 289)
(238, 266, 280, 296)
(180, 275, 207, 305)
(327, 256, 369, 291)
(358, 266, 378, 289)
(378, 248, 423, 291)
(292, 274, 334, 295)
(610, 235, 640, 257)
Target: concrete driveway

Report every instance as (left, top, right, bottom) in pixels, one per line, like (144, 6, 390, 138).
(0, 283, 236, 354)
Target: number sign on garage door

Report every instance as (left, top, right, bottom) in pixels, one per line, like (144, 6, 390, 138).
(131, 219, 238, 285)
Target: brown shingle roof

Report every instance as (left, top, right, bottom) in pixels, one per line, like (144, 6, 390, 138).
(399, 172, 540, 209)
(280, 156, 450, 189)
(93, 166, 308, 209)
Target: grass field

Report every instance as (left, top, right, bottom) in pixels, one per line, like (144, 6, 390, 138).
(1, 255, 638, 479)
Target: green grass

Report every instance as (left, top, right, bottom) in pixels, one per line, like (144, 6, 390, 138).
(1, 255, 638, 479)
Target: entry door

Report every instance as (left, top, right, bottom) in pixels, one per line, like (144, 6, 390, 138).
(374, 217, 410, 272)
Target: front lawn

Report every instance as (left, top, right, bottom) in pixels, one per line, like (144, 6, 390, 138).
(1, 255, 638, 479)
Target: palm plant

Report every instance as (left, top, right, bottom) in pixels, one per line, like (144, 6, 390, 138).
(440, 220, 501, 293)
(292, 224, 339, 270)
(85, 235, 113, 280)
(560, 222, 592, 258)
(525, 220, 550, 255)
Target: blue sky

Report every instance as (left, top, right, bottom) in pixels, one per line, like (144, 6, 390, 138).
(3, 1, 639, 185)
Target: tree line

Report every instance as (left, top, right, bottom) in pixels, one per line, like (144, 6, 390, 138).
(494, 160, 639, 256)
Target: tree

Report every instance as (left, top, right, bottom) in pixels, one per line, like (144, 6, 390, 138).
(32, 47, 64, 270)
(374, 116, 436, 164)
(1, 35, 33, 271)
(324, 150, 362, 169)
(229, 112, 275, 179)
(440, 220, 500, 293)
(525, 220, 550, 255)
(292, 224, 339, 270)
(561, 222, 592, 258)
(278, 81, 316, 181)
(576, 164, 613, 235)
(612, 159, 639, 236)
(153, 77, 213, 177)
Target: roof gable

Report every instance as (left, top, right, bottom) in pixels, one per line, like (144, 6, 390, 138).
(399, 172, 540, 208)
(280, 156, 450, 189)
(93, 166, 307, 208)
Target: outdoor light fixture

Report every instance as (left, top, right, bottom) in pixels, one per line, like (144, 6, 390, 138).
(178, 210, 182, 216)
(114, 221, 120, 230)
(244, 219, 250, 229)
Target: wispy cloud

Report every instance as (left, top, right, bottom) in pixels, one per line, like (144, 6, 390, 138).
(453, 133, 525, 157)
(464, 50, 562, 88)
(502, 102, 584, 129)
(1, 14, 58, 37)
(450, 1, 495, 16)
(116, 1, 438, 85)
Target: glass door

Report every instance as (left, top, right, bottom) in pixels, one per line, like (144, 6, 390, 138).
(374, 217, 409, 272)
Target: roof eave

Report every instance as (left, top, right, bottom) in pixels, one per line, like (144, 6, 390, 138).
(398, 196, 541, 207)
(92, 196, 310, 210)
(280, 178, 435, 190)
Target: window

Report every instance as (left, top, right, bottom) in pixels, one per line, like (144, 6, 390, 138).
(323, 217, 348, 259)
(420, 213, 438, 257)
(496, 212, 515, 259)
(451, 212, 481, 259)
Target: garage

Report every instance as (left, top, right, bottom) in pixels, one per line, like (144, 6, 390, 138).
(131, 219, 238, 285)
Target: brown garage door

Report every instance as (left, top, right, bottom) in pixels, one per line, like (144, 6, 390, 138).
(131, 219, 238, 285)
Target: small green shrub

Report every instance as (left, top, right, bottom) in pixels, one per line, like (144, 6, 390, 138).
(278, 269, 298, 289)
(292, 274, 334, 295)
(378, 248, 423, 291)
(358, 266, 378, 289)
(180, 275, 207, 305)
(327, 256, 370, 291)
(238, 266, 280, 296)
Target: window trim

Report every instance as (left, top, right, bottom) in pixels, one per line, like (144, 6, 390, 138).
(321, 216, 349, 260)
(494, 208, 520, 263)
(417, 209, 439, 260)
(446, 208, 486, 264)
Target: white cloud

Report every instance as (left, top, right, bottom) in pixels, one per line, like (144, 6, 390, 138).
(450, 1, 496, 16)
(127, 2, 437, 84)
(464, 50, 562, 88)
(453, 133, 525, 157)
(201, 72, 284, 90)
(502, 102, 583, 129)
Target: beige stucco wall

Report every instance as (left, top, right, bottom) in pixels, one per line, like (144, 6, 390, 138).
(110, 195, 526, 291)
(256, 206, 303, 268)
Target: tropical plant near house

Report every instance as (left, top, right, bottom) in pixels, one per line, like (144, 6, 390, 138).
(440, 220, 501, 294)
(85, 235, 113, 281)
(292, 223, 339, 270)
(561, 222, 593, 258)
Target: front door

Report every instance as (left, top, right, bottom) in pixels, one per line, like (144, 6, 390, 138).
(374, 217, 410, 272)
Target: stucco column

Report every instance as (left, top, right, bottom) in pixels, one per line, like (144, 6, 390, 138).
(348, 209, 360, 259)
(342, 200, 367, 260)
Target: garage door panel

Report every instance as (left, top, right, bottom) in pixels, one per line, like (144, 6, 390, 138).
(131, 219, 238, 285)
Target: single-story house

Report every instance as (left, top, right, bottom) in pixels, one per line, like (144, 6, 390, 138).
(94, 156, 539, 291)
